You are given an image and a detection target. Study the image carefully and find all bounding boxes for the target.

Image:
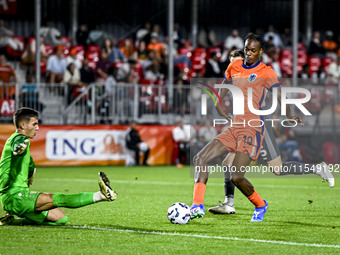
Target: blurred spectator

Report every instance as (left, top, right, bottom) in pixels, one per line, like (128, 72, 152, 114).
(40, 22, 69, 47)
(142, 50, 162, 82)
(96, 66, 116, 120)
(0, 54, 16, 83)
(126, 121, 150, 166)
(87, 25, 108, 47)
(147, 33, 166, 60)
(281, 27, 292, 48)
(80, 58, 95, 85)
(21, 71, 44, 111)
(102, 38, 113, 55)
(0, 54, 16, 99)
(151, 24, 164, 42)
(205, 52, 221, 78)
(198, 26, 217, 48)
(96, 50, 112, 81)
(270, 53, 282, 78)
(107, 40, 126, 63)
(120, 38, 135, 58)
(137, 41, 148, 60)
(174, 76, 189, 116)
(308, 31, 325, 57)
(163, 36, 191, 68)
(46, 45, 67, 83)
(323, 31, 338, 60)
(264, 25, 283, 49)
(173, 23, 187, 49)
(76, 24, 89, 48)
(21, 36, 48, 65)
(116, 58, 137, 82)
(224, 29, 243, 53)
(63, 63, 86, 102)
(172, 119, 191, 166)
(135, 22, 151, 47)
(326, 56, 340, 86)
(198, 120, 217, 147)
(264, 35, 276, 57)
(0, 20, 24, 51)
(66, 48, 82, 70)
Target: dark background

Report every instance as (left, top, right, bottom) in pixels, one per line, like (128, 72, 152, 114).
(0, 0, 338, 42)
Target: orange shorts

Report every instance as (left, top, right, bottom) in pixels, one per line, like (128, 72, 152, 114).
(215, 127, 264, 160)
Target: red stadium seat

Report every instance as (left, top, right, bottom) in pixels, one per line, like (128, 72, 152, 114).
(279, 49, 293, 77)
(207, 47, 221, 60)
(6, 36, 24, 59)
(87, 45, 101, 54)
(192, 47, 207, 71)
(178, 47, 192, 58)
(61, 37, 71, 45)
(297, 50, 308, 66)
(86, 51, 99, 62)
(308, 56, 322, 75)
(44, 44, 54, 55)
(281, 49, 292, 59)
(323, 57, 334, 72)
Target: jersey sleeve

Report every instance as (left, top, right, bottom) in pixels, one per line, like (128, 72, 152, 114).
(264, 67, 280, 90)
(28, 157, 36, 178)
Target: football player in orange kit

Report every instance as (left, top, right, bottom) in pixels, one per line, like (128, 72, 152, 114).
(191, 34, 286, 222)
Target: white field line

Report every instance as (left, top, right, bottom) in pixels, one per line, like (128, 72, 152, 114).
(66, 225, 340, 249)
(39, 178, 339, 190)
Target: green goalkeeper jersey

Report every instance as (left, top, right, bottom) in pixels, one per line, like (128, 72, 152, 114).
(0, 132, 35, 203)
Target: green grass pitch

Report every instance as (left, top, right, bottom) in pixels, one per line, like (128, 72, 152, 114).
(0, 166, 339, 254)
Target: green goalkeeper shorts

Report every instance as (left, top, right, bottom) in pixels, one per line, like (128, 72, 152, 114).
(2, 189, 48, 224)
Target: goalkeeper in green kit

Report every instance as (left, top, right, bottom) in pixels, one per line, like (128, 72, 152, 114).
(0, 107, 117, 226)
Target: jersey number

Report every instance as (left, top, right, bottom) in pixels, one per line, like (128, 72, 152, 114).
(243, 135, 253, 145)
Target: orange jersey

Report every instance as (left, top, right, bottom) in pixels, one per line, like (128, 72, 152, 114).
(224, 59, 280, 134)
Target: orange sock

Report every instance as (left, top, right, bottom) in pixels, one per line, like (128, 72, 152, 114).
(247, 190, 265, 208)
(193, 182, 206, 205)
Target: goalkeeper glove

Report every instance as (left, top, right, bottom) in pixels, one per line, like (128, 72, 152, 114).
(13, 139, 29, 156)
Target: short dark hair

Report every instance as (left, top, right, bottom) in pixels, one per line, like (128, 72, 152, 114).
(13, 107, 38, 128)
(230, 49, 245, 59)
(244, 33, 264, 49)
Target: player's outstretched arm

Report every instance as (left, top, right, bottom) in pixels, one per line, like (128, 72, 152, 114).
(13, 139, 29, 155)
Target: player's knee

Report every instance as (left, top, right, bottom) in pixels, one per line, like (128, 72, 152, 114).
(231, 176, 243, 186)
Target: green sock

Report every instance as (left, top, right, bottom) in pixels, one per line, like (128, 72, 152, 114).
(42, 216, 69, 226)
(52, 192, 95, 208)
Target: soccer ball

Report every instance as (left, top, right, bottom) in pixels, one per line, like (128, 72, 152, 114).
(167, 202, 191, 224)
